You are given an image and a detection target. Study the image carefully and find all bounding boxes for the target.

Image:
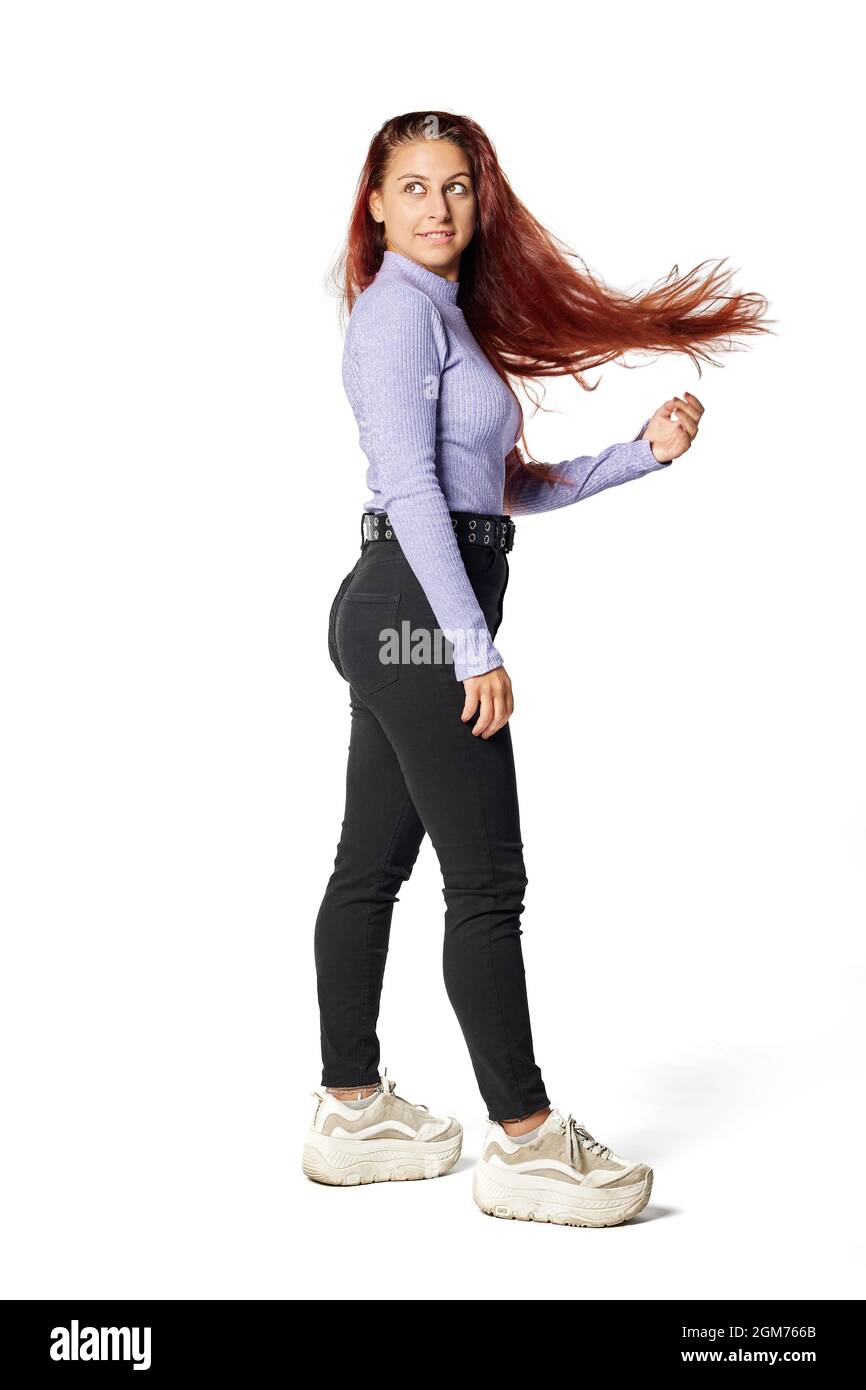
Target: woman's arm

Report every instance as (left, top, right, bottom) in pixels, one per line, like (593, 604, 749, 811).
(504, 417, 671, 518)
(346, 282, 504, 681)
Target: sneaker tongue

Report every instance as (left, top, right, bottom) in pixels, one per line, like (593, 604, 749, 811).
(539, 1110, 565, 1136)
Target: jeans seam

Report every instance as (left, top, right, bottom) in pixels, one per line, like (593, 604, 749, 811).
(357, 788, 415, 1082)
(456, 723, 526, 1118)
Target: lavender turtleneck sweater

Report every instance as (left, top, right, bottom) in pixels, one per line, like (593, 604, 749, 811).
(342, 248, 671, 681)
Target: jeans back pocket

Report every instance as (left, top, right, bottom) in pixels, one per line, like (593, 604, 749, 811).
(334, 590, 401, 697)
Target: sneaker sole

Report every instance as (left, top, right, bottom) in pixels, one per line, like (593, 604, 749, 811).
(472, 1157, 653, 1227)
(302, 1128, 463, 1186)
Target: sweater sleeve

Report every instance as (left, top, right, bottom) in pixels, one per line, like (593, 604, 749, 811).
(348, 283, 504, 681)
(505, 417, 671, 518)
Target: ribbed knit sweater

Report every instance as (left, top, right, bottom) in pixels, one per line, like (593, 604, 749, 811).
(342, 248, 671, 680)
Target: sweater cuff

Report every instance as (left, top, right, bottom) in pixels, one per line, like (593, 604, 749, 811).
(448, 627, 504, 682)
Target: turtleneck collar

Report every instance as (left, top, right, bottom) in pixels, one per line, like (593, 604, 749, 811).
(380, 248, 460, 306)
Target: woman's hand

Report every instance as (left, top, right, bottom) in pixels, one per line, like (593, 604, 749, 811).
(461, 665, 513, 739)
(643, 391, 704, 463)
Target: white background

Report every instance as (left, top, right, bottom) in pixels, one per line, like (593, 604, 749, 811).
(2, 0, 863, 1301)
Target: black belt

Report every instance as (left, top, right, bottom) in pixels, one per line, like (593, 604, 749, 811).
(361, 509, 516, 552)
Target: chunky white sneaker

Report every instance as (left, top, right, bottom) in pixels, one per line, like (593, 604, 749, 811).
(302, 1069, 463, 1186)
(473, 1107, 653, 1227)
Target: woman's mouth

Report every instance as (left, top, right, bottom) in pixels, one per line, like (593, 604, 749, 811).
(418, 230, 455, 243)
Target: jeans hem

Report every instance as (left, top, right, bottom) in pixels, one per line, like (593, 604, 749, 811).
(321, 1073, 382, 1089)
(486, 1094, 552, 1125)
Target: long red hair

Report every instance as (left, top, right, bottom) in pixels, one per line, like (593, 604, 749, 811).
(329, 110, 775, 510)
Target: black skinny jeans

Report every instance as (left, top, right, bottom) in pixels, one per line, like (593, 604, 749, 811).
(314, 530, 551, 1123)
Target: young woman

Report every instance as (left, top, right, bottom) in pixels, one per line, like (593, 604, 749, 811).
(303, 110, 770, 1226)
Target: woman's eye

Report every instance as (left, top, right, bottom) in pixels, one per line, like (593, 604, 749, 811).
(401, 181, 471, 195)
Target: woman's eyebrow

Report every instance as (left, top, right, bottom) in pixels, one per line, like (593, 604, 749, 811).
(396, 170, 473, 182)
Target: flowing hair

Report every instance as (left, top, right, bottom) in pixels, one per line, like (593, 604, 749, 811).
(328, 110, 775, 511)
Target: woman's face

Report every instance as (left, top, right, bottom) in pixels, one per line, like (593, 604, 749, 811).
(368, 138, 475, 279)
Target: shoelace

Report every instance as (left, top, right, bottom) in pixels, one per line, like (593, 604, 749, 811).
(380, 1067, 429, 1112)
(557, 1112, 612, 1167)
